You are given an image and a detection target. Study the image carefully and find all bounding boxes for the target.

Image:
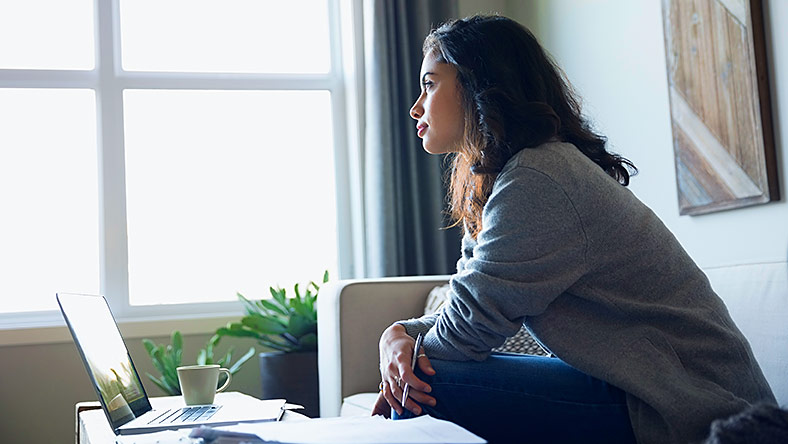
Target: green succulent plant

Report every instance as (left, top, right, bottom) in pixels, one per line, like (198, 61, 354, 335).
(142, 330, 255, 396)
(215, 271, 328, 353)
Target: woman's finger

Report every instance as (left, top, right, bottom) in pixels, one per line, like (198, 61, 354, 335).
(401, 388, 436, 415)
(399, 363, 432, 394)
(402, 394, 423, 415)
(389, 376, 405, 404)
(417, 353, 436, 376)
(405, 387, 436, 408)
(381, 380, 403, 416)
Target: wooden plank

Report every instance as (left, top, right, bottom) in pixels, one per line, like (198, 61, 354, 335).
(661, 0, 778, 215)
(670, 87, 761, 199)
(718, 0, 746, 27)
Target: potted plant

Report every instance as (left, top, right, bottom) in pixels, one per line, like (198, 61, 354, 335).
(142, 331, 255, 396)
(215, 271, 328, 417)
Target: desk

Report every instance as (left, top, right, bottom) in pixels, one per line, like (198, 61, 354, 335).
(76, 394, 308, 444)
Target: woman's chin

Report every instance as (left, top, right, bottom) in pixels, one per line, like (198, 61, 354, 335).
(422, 141, 449, 155)
(423, 144, 458, 155)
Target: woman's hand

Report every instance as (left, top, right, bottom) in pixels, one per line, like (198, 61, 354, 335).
(373, 323, 437, 416)
(371, 391, 391, 418)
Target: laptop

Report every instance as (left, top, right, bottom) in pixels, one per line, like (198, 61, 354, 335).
(57, 292, 285, 435)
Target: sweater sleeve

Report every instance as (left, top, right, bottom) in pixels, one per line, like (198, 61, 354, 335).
(422, 166, 590, 361)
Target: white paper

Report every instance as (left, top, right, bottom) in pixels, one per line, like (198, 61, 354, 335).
(116, 429, 194, 444)
(220, 415, 486, 444)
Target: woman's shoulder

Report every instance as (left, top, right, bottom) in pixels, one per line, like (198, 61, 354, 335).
(494, 141, 634, 210)
(500, 141, 599, 180)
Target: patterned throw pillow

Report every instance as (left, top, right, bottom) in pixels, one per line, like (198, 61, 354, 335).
(424, 284, 550, 356)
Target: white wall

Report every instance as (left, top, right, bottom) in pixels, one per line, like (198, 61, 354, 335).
(508, 0, 787, 268)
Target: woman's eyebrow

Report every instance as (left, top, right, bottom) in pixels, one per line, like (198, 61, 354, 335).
(421, 72, 435, 82)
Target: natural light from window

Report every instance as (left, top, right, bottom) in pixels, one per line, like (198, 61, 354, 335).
(0, 0, 343, 324)
(123, 90, 338, 305)
(0, 89, 100, 313)
(119, 0, 331, 74)
(0, 0, 94, 70)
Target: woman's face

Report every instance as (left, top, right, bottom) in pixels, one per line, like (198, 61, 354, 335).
(409, 51, 465, 154)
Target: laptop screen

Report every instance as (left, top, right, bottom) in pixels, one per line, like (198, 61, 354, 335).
(57, 293, 152, 430)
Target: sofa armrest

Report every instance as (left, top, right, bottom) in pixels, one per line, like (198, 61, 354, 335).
(317, 276, 450, 417)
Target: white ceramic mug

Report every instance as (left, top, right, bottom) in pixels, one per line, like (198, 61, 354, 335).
(176, 364, 232, 405)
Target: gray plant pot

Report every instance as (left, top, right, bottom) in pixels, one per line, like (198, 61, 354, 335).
(259, 350, 319, 418)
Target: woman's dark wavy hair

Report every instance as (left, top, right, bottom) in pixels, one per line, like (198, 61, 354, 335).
(425, 15, 637, 238)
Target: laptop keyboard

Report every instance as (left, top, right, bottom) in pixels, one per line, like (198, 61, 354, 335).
(147, 405, 220, 425)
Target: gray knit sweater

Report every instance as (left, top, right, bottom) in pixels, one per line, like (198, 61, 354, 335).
(398, 142, 775, 444)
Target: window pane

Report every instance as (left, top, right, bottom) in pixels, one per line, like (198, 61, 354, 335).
(0, 0, 94, 70)
(123, 90, 338, 305)
(119, 0, 331, 74)
(0, 89, 99, 313)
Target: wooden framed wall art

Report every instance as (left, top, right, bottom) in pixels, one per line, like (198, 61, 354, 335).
(661, 0, 779, 215)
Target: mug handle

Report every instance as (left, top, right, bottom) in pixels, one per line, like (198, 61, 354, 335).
(216, 368, 232, 393)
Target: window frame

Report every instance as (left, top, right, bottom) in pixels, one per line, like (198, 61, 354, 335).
(0, 0, 353, 331)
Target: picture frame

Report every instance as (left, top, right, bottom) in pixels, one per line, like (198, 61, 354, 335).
(661, 0, 779, 215)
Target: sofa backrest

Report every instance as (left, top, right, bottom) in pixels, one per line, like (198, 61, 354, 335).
(703, 261, 788, 405)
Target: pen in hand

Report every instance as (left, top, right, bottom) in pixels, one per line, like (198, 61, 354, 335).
(401, 332, 423, 408)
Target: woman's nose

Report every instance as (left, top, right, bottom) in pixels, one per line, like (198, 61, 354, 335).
(410, 98, 423, 120)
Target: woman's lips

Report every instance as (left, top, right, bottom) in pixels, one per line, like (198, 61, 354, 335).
(417, 123, 427, 137)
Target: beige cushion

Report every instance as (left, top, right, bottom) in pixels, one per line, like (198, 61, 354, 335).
(341, 393, 379, 417)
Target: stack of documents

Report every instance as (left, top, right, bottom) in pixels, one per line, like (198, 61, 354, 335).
(190, 415, 486, 444)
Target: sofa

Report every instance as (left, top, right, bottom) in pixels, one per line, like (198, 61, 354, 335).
(317, 262, 788, 417)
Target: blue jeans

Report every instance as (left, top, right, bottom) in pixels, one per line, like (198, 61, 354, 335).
(393, 353, 636, 444)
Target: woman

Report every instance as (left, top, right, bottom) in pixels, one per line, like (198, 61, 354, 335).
(372, 15, 775, 444)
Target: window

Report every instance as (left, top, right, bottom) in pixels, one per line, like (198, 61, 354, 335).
(0, 0, 347, 328)
(0, 88, 100, 313)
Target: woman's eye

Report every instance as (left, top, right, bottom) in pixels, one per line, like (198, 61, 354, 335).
(422, 81, 434, 90)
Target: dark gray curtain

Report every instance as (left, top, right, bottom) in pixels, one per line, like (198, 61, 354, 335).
(363, 0, 461, 277)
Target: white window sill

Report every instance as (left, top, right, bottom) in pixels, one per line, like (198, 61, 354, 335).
(0, 313, 241, 347)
